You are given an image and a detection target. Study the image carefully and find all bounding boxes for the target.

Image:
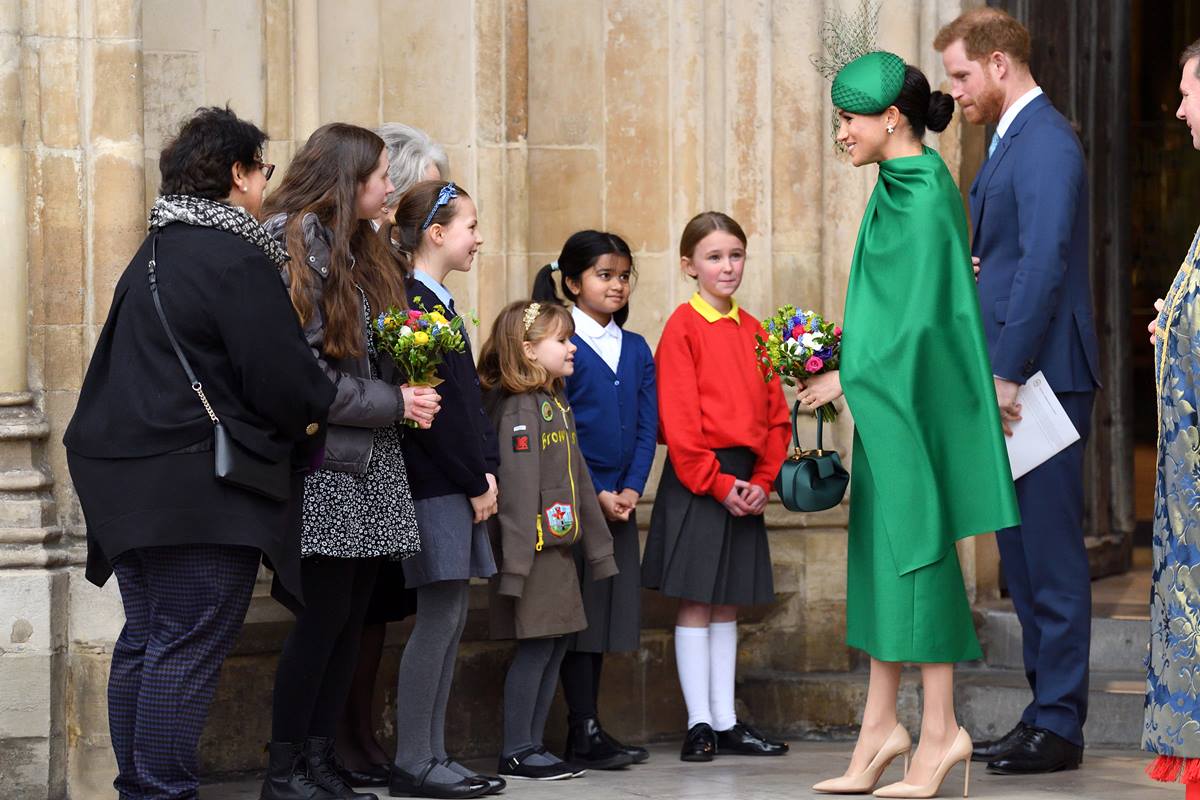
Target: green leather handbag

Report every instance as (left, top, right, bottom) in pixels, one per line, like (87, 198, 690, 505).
(775, 400, 849, 512)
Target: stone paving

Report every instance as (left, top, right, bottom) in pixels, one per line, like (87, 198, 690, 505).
(204, 743, 1176, 800)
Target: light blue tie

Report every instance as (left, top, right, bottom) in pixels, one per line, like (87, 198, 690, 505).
(988, 131, 1000, 158)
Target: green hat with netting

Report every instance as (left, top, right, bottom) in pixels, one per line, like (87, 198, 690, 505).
(831, 51, 906, 114)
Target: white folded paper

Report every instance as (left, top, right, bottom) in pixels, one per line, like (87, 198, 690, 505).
(1003, 371, 1081, 480)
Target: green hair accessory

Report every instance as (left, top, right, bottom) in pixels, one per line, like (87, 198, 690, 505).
(831, 51, 906, 115)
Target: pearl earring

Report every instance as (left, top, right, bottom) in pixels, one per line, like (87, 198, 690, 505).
(886, 124, 895, 135)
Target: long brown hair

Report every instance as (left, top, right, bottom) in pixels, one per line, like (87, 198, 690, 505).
(264, 123, 408, 359)
(478, 301, 574, 395)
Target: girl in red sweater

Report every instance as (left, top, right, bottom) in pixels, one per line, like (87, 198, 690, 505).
(641, 211, 791, 763)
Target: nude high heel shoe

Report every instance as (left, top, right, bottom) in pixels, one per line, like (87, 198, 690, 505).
(812, 723, 912, 794)
(872, 727, 972, 799)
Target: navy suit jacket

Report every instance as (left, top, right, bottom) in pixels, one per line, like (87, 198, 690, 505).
(970, 93, 1101, 392)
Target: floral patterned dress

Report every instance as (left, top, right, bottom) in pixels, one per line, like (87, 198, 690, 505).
(1146, 225, 1200, 784)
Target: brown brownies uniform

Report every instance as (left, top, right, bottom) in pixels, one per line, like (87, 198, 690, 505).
(487, 390, 618, 640)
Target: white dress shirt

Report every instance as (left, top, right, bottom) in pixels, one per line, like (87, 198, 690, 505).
(996, 86, 1044, 139)
(571, 305, 622, 373)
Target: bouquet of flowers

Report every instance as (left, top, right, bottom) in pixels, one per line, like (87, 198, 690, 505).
(755, 304, 843, 422)
(375, 297, 469, 425)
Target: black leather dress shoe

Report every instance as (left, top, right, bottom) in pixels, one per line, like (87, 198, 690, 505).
(715, 723, 789, 756)
(680, 723, 717, 762)
(972, 722, 1030, 762)
(598, 726, 649, 764)
(562, 717, 635, 770)
(986, 727, 1083, 775)
(337, 762, 391, 788)
(439, 760, 505, 796)
(389, 758, 491, 798)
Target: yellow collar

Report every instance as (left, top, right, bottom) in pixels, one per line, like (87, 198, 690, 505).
(689, 293, 740, 324)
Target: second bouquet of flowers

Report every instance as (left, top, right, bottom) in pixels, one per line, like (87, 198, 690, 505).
(755, 304, 843, 423)
(375, 298, 469, 424)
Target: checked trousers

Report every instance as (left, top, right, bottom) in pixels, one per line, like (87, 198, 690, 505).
(108, 543, 260, 800)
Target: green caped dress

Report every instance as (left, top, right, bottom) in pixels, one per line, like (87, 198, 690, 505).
(840, 147, 1021, 663)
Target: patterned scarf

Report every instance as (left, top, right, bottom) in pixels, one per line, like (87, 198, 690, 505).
(148, 195, 289, 267)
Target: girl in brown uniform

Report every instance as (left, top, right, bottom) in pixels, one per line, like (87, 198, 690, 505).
(478, 301, 618, 782)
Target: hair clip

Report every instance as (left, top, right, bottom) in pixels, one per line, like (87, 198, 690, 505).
(420, 182, 458, 230)
(522, 302, 541, 332)
(549, 261, 560, 272)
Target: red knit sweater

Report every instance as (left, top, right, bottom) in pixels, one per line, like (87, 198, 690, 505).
(655, 295, 790, 501)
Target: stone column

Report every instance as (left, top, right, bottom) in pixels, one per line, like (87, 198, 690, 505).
(0, 1, 145, 798)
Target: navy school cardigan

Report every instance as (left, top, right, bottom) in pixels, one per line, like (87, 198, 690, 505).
(564, 328, 658, 496)
(399, 280, 500, 500)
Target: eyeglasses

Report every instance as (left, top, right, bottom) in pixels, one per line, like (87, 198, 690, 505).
(258, 162, 276, 181)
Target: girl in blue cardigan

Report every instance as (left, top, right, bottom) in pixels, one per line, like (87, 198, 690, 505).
(531, 230, 658, 770)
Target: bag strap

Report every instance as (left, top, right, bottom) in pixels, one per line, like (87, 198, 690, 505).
(789, 399, 825, 454)
(147, 234, 221, 426)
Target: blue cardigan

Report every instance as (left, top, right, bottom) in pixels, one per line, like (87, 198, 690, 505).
(565, 329, 658, 496)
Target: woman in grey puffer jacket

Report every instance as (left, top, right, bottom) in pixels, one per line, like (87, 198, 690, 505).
(258, 122, 442, 800)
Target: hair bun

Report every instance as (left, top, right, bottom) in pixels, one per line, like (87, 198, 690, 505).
(926, 91, 954, 133)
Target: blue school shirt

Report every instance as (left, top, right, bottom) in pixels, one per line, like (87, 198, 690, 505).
(565, 324, 658, 495)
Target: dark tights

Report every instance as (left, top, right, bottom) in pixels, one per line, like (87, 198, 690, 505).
(271, 556, 380, 741)
(560, 650, 605, 723)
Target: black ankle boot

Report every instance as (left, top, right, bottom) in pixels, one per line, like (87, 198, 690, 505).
(303, 737, 379, 800)
(260, 741, 336, 800)
(562, 717, 634, 770)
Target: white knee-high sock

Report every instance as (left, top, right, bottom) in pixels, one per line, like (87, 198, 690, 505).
(674, 625, 712, 728)
(708, 621, 738, 731)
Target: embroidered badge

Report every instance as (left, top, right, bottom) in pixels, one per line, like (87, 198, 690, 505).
(540, 401, 554, 421)
(543, 502, 575, 537)
(512, 434, 530, 452)
(512, 424, 527, 432)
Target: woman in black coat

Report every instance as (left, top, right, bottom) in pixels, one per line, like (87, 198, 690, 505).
(63, 107, 336, 800)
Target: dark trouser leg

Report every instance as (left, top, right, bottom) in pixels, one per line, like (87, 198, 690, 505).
(271, 557, 378, 741)
(131, 544, 261, 799)
(337, 621, 387, 766)
(561, 650, 599, 723)
(1002, 391, 1094, 747)
(109, 551, 151, 798)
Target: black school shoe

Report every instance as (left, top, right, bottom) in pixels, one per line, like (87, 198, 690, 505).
(714, 723, 789, 756)
(594, 722, 650, 764)
(562, 717, 635, 770)
(497, 748, 575, 781)
(388, 758, 491, 798)
(336, 762, 391, 788)
(439, 760, 506, 796)
(680, 723, 717, 762)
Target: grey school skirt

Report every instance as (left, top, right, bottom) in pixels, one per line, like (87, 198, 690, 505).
(402, 492, 497, 588)
(641, 447, 775, 607)
(568, 512, 642, 653)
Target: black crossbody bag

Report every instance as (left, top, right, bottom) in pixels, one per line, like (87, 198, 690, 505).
(147, 234, 291, 501)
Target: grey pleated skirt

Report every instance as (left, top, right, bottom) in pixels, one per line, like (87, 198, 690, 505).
(641, 447, 775, 606)
(402, 492, 497, 588)
(568, 512, 642, 653)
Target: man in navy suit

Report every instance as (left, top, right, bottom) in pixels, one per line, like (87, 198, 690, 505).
(936, 8, 1102, 775)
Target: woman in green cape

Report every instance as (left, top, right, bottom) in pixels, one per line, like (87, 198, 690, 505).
(801, 53, 1020, 799)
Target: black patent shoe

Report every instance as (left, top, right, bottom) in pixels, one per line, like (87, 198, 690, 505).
(303, 738, 379, 800)
(562, 717, 635, 770)
(337, 762, 391, 788)
(986, 727, 1083, 775)
(497, 748, 575, 781)
(680, 723, 716, 762)
(715, 723, 789, 756)
(972, 721, 1030, 762)
(260, 741, 337, 800)
(389, 758, 490, 798)
(595, 722, 649, 764)
(439, 759, 506, 796)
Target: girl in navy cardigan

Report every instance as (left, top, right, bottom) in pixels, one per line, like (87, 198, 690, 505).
(531, 230, 657, 769)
